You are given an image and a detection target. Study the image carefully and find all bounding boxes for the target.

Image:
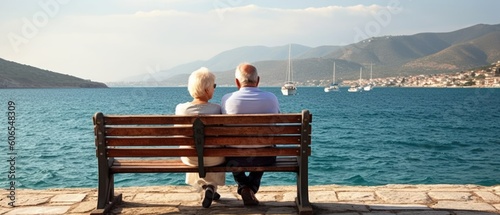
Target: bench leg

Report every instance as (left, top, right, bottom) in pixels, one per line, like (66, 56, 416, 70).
(90, 193, 122, 215)
(296, 172, 313, 215)
(92, 173, 122, 214)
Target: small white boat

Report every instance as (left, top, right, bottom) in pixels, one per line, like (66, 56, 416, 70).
(281, 82, 297, 95)
(363, 63, 374, 91)
(281, 44, 297, 96)
(348, 85, 363, 92)
(324, 61, 340, 92)
(348, 67, 364, 93)
(324, 84, 339, 92)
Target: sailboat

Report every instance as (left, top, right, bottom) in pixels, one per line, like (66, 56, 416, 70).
(324, 61, 340, 92)
(348, 67, 363, 92)
(363, 63, 374, 91)
(281, 44, 297, 96)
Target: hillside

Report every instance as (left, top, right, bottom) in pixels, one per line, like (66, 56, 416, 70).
(0, 58, 107, 88)
(115, 23, 500, 86)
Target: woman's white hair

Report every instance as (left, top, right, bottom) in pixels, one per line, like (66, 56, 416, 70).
(187, 67, 215, 99)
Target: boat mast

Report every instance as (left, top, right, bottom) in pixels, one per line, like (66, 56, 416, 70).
(359, 67, 362, 84)
(288, 44, 293, 83)
(370, 63, 373, 81)
(333, 61, 336, 84)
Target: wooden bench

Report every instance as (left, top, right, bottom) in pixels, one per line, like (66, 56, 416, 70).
(91, 110, 313, 214)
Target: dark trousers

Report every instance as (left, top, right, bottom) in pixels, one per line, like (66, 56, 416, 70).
(226, 156, 276, 194)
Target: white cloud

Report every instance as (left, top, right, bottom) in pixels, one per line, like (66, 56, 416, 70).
(1, 1, 498, 82)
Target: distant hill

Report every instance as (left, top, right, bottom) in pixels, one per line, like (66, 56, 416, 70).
(0, 58, 107, 88)
(116, 23, 500, 86)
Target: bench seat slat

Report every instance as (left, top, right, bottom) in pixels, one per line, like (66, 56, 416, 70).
(106, 137, 193, 146)
(110, 157, 299, 173)
(107, 148, 309, 157)
(205, 126, 302, 135)
(206, 136, 303, 145)
(104, 114, 306, 125)
(105, 125, 309, 137)
(106, 136, 307, 146)
(106, 127, 193, 136)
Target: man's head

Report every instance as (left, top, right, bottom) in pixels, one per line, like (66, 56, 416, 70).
(235, 63, 259, 88)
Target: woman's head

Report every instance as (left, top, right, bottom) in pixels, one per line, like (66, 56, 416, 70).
(188, 67, 216, 100)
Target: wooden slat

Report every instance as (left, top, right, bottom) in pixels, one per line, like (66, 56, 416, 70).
(105, 127, 193, 136)
(205, 136, 302, 145)
(106, 137, 194, 146)
(204, 125, 302, 136)
(197, 114, 302, 125)
(112, 157, 298, 166)
(106, 136, 308, 146)
(110, 157, 299, 173)
(106, 147, 308, 157)
(104, 115, 197, 125)
(103, 113, 308, 125)
(107, 148, 197, 157)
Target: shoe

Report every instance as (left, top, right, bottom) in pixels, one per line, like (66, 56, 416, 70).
(213, 192, 221, 200)
(240, 187, 259, 206)
(202, 185, 215, 208)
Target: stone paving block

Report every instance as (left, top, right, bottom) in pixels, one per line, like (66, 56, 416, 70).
(376, 191, 431, 204)
(314, 202, 369, 212)
(117, 206, 180, 214)
(70, 201, 97, 213)
(309, 191, 338, 202)
(454, 211, 499, 215)
(134, 192, 199, 203)
(397, 211, 451, 215)
(324, 213, 359, 215)
(368, 204, 430, 210)
(282, 191, 298, 202)
(51, 194, 86, 203)
(5, 206, 71, 215)
(427, 191, 473, 201)
(431, 201, 496, 211)
(0, 195, 52, 206)
(475, 191, 500, 203)
(121, 192, 136, 202)
(266, 206, 299, 214)
(338, 191, 376, 201)
(362, 212, 396, 215)
(494, 203, 500, 210)
(256, 192, 279, 202)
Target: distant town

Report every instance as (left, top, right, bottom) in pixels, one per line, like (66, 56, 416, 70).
(311, 61, 500, 88)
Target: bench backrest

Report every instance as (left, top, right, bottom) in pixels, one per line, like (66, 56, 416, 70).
(93, 110, 312, 169)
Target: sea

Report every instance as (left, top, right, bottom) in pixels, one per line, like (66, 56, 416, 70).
(1, 87, 499, 189)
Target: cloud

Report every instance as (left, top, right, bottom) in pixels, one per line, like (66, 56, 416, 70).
(3, 2, 493, 82)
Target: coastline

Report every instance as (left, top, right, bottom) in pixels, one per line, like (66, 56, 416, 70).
(2, 184, 499, 214)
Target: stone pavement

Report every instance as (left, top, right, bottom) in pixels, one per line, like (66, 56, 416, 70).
(1, 184, 499, 214)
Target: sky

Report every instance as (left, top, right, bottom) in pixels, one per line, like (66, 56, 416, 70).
(1, 0, 499, 82)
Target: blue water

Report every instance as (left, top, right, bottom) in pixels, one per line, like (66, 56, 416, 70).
(1, 87, 499, 189)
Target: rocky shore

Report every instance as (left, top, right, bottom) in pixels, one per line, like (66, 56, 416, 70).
(1, 184, 499, 214)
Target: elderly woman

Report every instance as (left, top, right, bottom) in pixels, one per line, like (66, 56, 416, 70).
(175, 67, 225, 208)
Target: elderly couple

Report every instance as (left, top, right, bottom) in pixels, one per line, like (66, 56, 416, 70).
(176, 63, 280, 208)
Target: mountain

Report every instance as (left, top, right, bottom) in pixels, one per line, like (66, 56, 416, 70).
(117, 23, 500, 86)
(119, 44, 316, 82)
(0, 58, 107, 88)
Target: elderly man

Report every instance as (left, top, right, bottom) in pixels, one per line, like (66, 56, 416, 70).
(221, 63, 280, 206)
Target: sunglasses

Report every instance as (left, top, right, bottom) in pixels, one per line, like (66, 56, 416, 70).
(213, 84, 217, 89)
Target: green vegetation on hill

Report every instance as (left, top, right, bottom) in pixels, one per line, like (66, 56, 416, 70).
(0, 58, 107, 88)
